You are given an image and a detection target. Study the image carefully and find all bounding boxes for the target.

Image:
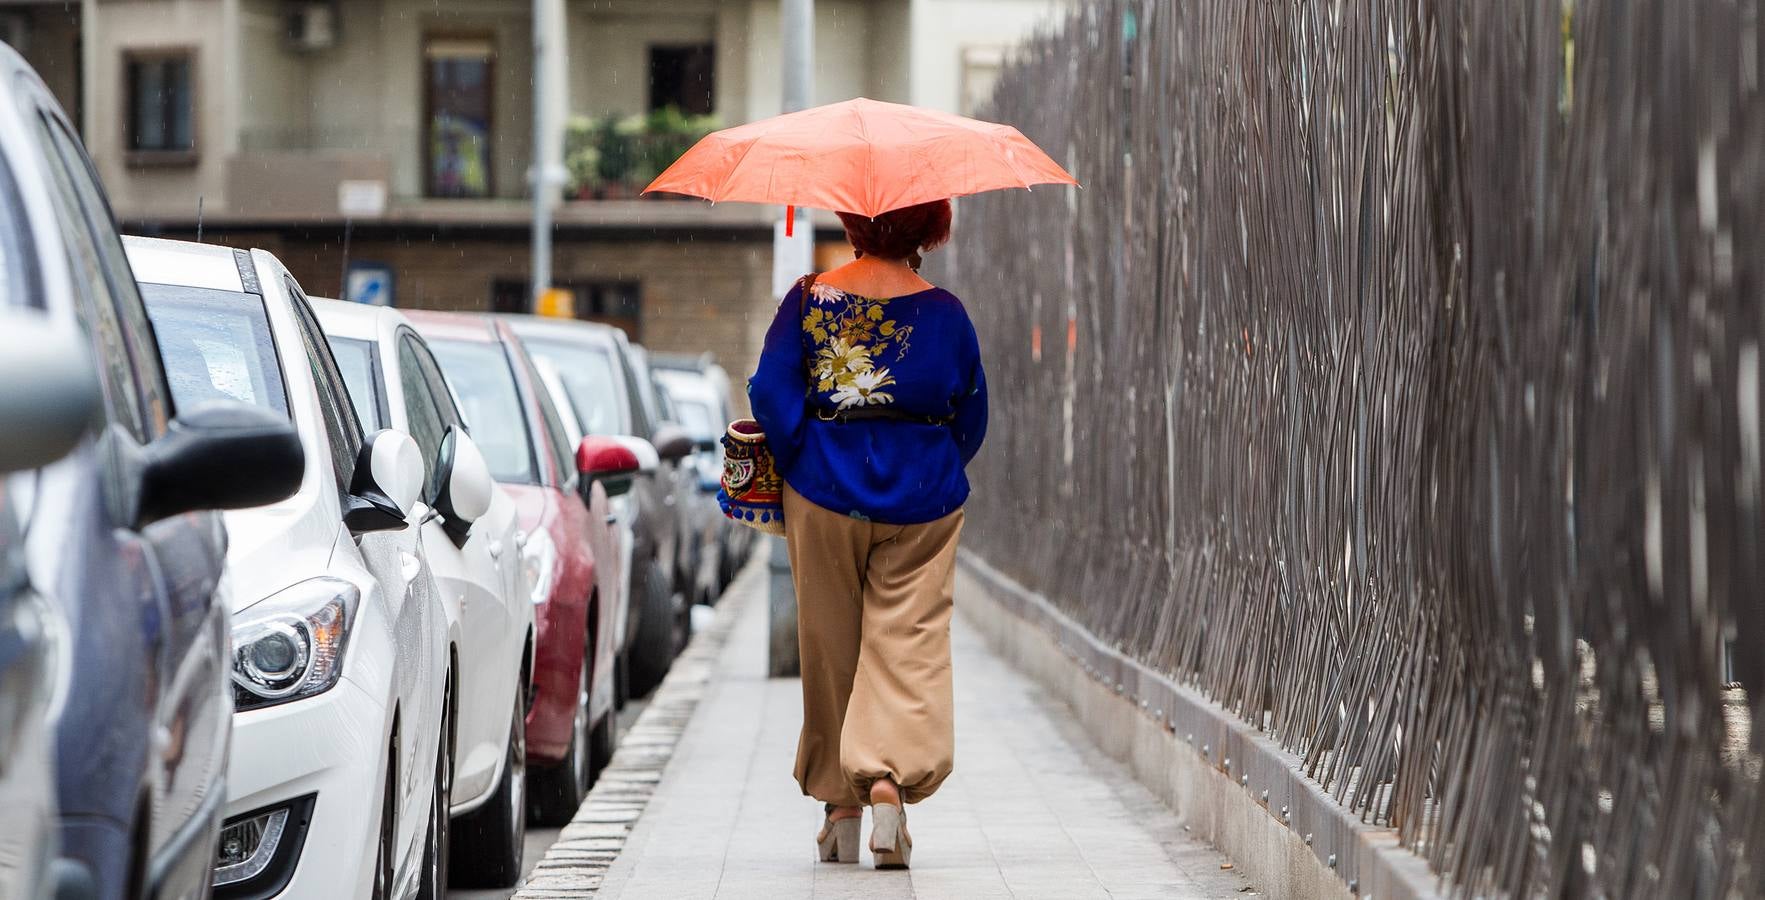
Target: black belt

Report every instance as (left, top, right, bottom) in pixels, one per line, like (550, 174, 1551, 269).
(811, 405, 953, 426)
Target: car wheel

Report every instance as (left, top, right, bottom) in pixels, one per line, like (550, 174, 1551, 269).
(528, 642, 593, 826)
(373, 737, 397, 900)
(628, 560, 675, 697)
(449, 687, 527, 887)
(417, 683, 453, 900)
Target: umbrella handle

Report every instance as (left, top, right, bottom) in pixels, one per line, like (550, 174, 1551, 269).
(786, 205, 795, 237)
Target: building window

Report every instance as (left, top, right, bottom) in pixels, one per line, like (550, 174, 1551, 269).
(648, 44, 715, 116)
(493, 278, 643, 339)
(425, 36, 495, 198)
(125, 51, 194, 160)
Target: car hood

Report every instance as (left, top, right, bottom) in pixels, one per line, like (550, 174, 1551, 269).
(220, 501, 339, 614)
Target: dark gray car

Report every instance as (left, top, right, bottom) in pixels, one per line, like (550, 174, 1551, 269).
(0, 44, 302, 900)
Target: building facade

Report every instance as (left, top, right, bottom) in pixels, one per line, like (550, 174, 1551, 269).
(4, 0, 1064, 399)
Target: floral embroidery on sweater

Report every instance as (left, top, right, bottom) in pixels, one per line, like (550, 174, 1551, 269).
(804, 282, 916, 410)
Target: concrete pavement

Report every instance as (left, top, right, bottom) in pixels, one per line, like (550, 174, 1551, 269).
(581, 558, 1256, 900)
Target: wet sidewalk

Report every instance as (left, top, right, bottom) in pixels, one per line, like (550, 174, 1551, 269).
(575, 559, 1256, 900)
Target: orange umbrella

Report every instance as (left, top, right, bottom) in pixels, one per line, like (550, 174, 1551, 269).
(643, 97, 1077, 235)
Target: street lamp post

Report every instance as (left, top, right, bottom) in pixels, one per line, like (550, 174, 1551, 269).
(769, 0, 814, 679)
(531, 0, 565, 313)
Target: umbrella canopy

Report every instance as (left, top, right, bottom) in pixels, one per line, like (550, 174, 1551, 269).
(642, 97, 1077, 219)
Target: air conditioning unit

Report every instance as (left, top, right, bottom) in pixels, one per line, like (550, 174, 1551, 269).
(285, 1, 339, 53)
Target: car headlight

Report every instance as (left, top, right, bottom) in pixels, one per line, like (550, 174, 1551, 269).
(231, 577, 359, 711)
(522, 528, 557, 605)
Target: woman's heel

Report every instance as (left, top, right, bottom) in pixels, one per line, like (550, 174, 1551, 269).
(817, 815, 860, 863)
(869, 804, 912, 869)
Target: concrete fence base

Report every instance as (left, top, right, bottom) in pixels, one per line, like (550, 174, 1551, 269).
(956, 551, 1443, 900)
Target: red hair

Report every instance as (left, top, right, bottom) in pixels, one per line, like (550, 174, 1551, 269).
(836, 200, 953, 263)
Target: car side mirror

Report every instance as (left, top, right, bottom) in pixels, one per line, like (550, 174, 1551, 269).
(609, 435, 660, 475)
(0, 310, 102, 473)
(693, 437, 717, 453)
(577, 435, 641, 498)
(344, 429, 424, 533)
(134, 402, 305, 527)
(651, 423, 695, 462)
(433, 425, 494, 545)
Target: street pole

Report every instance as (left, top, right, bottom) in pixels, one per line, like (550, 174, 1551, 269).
(769, 0, 814, 679)
(530, 0, 564, 312)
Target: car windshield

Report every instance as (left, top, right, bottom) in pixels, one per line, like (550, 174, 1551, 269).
(327, 336, 383, 430)
(139, 283, 289, 416)
(427, 339, 537, 485)
(673, 397, 716, 441)
(520, 337, 629, 438)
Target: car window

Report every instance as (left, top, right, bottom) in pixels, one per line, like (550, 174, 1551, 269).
(326, 336, 384, 431)
(519, 338, 628, 438)
(40, 112, 172, 436)
(513, 342, 577, 491)
(284, 277, 363, 496)
(397, 334, 446, 498)
(139, 283, 289, 416)
(31, 112, 146, 442)
(0, 146, 34, 311)
(617, 347, 653, 438)
(427, 339, 538, 485)
(407, 337, 464, 430)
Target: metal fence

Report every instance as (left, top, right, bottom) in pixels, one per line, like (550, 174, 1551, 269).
(936, 1, 1764, 896)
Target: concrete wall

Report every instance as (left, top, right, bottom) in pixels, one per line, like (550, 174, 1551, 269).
(86, 0, 237, 218)
(906, 0, 1067, 114)
(177, 225, 776, 410)
(566, 0, 718, 121)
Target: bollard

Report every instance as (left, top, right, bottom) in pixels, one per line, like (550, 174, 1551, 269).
(767, 534, 800, 677)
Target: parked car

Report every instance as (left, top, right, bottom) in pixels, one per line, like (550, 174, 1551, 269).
(126, 236, 453, 899)
(0, 306, 105, 900)
(408, 311, 637, 827)
(315, 298, 539, 885)
(0, 46, 304, 900)
(653, 361, 745, 597)
(627, 344, 714, 617)
(507, 318, 697, 697)
(642, 360, 723, 606)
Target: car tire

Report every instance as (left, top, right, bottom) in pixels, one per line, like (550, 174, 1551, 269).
(449, 687, 526, 888)
(528, 641, 593, 827)
(372, 736, 397, 900)
(628, 560, 675, 697)
(417, 683, 453, 900)
(615, 647, 631, 709)
(589, 711, 617, 779)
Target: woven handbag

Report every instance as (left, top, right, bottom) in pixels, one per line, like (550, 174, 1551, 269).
(717, 418, 785, 534)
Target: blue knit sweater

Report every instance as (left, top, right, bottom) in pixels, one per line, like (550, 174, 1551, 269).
(748, 280, 988, 524)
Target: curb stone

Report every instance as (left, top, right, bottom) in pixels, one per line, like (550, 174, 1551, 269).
(509, 552, 761, 899)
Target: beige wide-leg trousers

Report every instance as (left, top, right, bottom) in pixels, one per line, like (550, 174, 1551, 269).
(783, 483, 964, 807)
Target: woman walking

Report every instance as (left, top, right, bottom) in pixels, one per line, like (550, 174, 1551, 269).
(748, 198, 988, 869)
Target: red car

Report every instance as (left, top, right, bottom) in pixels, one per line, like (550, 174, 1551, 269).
(408, 311, 635, 826)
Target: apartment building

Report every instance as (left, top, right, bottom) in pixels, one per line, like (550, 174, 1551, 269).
(2, 0, 1062, 387)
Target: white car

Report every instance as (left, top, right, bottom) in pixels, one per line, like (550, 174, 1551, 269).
(125, 237, 454, 900)
(316, 298, 535, 886)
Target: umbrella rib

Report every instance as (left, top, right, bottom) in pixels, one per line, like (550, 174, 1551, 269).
(708, 120, 786, 203)
(854, 103, 876, 215)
